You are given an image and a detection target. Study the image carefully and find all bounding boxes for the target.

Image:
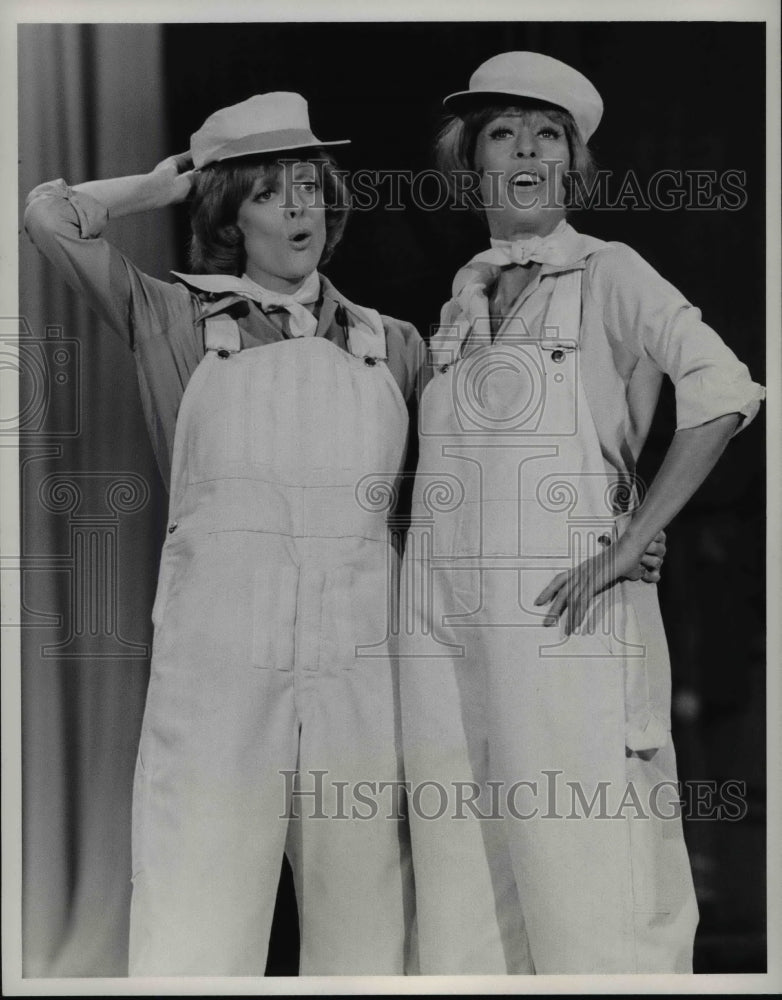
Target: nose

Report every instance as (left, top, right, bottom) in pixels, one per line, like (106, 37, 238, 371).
(284, 182, 310, 218)
(514, 127, 537, 159)
(285, 196, 305, 218)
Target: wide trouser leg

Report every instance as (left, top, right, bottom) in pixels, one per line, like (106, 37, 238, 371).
(285, 707, 414, 975)
(402, 561, 698, 975)
(287, 544, 415, 975)
(485, 619, 698, 974)
(623, 744, 700, 973)
(398, 565, 532, 975)
(129, 533, 299, 976)
(128, 663, 299, 975)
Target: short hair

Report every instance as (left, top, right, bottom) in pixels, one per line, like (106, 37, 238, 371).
(189, 152, 350, 275)
(435, 99, 596, 214)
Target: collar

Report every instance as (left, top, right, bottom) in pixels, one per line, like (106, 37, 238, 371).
(172, 270, 327, 323)
(483, 221, 608, 274)
(238, 269, 321, 306)
(173, 270, 384, 356)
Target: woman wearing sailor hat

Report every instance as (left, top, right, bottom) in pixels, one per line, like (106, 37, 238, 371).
(25, 91, 420, 976)
(398, 51, 764, 974)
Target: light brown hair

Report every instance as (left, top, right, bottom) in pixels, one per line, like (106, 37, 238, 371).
(189, 153, 350, 274)
(435, 99, 596, 214)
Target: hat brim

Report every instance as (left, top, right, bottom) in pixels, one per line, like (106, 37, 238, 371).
(443, 88, 570, 117)
(194, 130, 350, 169)
(213, 140, 350, 164)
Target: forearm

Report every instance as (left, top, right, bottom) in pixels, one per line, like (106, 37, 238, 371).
(535, 411, 742, 631)
(621, 412, 741, 557)
(71, 154, 194, 219)
(71, 174, 169, 218)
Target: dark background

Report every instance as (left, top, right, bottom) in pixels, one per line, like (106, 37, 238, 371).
(163, 22, 767, 973)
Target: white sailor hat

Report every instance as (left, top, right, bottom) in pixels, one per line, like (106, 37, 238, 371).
(444, 51, 603, 141)
(191, 92, 350, 169)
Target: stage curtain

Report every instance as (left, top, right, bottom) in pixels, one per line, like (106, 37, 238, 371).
(18, 23, 173, 977)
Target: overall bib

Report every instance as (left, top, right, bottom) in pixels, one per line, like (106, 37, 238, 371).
(400, 267, 698, 974)
(129, 313, 414, 976)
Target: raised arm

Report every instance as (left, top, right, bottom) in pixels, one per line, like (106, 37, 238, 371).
(25, 156, 204, 488)
(71, 153, 195, 218)
(24, 155, 195, 339)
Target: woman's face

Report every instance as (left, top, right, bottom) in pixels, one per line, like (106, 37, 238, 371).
(237, 160, 327, 293)
(474, 109, 571, 239)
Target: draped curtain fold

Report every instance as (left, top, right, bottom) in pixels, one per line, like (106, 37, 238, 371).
(19, 23, 174, 977)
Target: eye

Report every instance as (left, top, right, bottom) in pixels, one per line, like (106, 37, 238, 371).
(297, 181, 319, 193)
(253, 187, 274, 203)
(538, 126, 562, 139)
(488, 125, 514, 140)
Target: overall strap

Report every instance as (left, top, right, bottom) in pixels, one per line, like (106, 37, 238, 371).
(540, 269, 582, 354)
(336, 296, 387, 359)
(204, 314, 242, 354)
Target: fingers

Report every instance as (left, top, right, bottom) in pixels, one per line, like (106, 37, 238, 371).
(544, 585, 570, 627)
(171, 151, 194, 172)
(539, 581, 596, 634)
(629, 557, 662, 583)
(564, 594, 585, 636)
(534, 556, 608, 633)
(154, 152, 195, 177)
(637, 529, 666, 582)
(534, 572, 568, 607)
(172, 169, 197, 205)
(640, 531, 666, 571)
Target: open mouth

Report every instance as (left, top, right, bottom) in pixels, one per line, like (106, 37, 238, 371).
(289, 231, 312, 248)
(510, 171, 542, 188)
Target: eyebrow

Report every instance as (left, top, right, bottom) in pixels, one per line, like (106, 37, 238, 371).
(491, 112, 561, 126)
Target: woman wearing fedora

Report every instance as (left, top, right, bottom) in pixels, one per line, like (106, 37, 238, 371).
(25, 92, 420, 976)
(398, 51, 764, 974)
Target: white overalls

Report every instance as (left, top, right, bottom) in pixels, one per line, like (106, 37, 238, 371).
(399, 264, 699, 974)
(129, 305, 414, 975)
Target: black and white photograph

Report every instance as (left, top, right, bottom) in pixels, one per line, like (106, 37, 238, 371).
(2, 0, 780, 993)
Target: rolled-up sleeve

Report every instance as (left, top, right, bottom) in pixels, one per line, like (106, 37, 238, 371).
(592, 243, 765, 435)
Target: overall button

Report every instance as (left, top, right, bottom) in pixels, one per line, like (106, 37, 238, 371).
(551, 349, 566, 364)
(364, 356, 377, 367)
(439, 364, 451, 374)
(597, 533, 612, 546)
(168, 523, 178, 534)
(217, 349, 231, 359)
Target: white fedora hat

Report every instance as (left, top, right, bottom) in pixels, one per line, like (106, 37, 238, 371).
(191, 91, 350, 169)
(443, 51, 603, 141)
